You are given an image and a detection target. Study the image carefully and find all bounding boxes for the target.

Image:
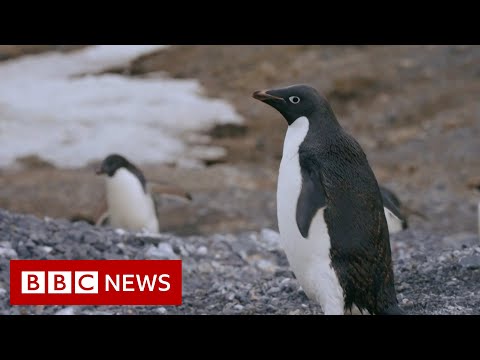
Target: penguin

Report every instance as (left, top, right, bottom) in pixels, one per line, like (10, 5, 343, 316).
(379, 185, 408, 234)
(252, 84, 404, 315)
(95, 154, 192, 234)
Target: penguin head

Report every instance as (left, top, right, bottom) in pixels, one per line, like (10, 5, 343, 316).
(252, 84, 333, 126)
(96, 154, 133, 177)
(96, 154, 147, 190)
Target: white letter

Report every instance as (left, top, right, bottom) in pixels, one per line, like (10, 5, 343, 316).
(48, 271, 71, 294)
(158, 274, 170, 292)
(123, 274, 135, 291)
(22, 271, 45, 294)
(136, 274, 157, 291)
(75, 272, 98, 294)
(105, 274, 120, 291)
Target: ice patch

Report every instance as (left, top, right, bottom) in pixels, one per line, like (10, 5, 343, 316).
(0, 45, 242, 168)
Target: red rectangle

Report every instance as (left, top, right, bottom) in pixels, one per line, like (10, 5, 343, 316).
(10, 260, 182, 305)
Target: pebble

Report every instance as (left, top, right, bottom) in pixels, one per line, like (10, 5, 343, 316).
(197, 246, 208, 256)
(55, 307, 76, 315)
(459, 255, 480, 269)
(233, 304, 244, 311)
(145, 243, 178, 260)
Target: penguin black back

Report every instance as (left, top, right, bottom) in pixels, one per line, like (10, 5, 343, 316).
(253, 84, 403, 315)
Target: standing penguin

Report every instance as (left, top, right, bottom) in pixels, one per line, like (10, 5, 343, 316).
(95, 154, 191, 234)
(253, 84, 404, 315)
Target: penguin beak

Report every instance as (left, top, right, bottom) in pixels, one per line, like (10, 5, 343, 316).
(95, 164, 105, 175)
(252, 90, 285, 102)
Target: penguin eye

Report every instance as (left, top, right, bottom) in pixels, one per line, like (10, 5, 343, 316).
(289, 96, 301, 104)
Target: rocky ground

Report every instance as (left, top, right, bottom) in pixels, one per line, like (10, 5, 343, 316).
(1, 209, 479, 315)
(0, 45, 479, 315)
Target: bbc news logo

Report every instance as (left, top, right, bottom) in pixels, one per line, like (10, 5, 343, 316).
(10, 260, 182, 305)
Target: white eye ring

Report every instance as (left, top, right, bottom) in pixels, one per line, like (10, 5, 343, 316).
(289, 96, 300, 104)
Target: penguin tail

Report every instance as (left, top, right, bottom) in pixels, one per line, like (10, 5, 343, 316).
(378, 304, 406, 315)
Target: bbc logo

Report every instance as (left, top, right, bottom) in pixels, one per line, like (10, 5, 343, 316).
(10, 259, 182, 305)
(22, 271, 98, 294)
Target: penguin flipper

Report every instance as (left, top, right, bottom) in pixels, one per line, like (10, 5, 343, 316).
(296, 167, 327, 238)
(380, 187, 408, 229)
(148, 181, 192, 202)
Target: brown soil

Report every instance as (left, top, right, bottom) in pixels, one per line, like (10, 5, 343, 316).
(1, 45, 479, 236)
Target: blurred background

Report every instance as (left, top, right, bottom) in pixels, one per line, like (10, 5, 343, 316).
(0, 45, 479, 238)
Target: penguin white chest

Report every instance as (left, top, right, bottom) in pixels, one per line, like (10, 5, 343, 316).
(105, 168, 159, 233)
(277, 116, 344, 314)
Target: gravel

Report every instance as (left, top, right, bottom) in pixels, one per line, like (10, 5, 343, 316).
(1, 208, 479, 315)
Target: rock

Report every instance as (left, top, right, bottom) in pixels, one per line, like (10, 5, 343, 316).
(256, 259, 276, 272)
(0, 246, 17, 258)
(260, 228, 281, 250)
(55, 307, 76, 315)
(443, 233, 479, 250)
(40, 246, 53, 254)
(196, 246, 208, 256)
(459, 255, 480, 270)
(145, 243, 178, 260)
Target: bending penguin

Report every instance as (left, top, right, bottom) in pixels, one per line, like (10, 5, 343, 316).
(253, 84, 404, 315)
(95, 154, 192, 234)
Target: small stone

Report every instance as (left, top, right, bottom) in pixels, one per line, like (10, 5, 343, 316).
(41, 246, 53, 254)
(198, 263, 212, 273)
(0, 246, 18, 258)
(157, 307, 167, 314)
(289, 309, 301, 315)
(0, 288, 6, 297)
(443, 233, 479, 250)
(196, 246, 208, 256)
(55, 307, 76, 315)
(256, 259, 276, 272)
(145, 243, 178, 260)
(267, 287, 280, 295)
(115, 228, 127, 236)
(234, 304, 244, 311)
(397, 282, 411, 291)
(260, 228, 281, 250)
(459, 254, 480, 270)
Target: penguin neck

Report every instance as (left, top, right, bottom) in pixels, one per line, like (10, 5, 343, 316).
(304, 110, 343, 150)
(282, 116, 310, 159)
(106, 168, 148, 201)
